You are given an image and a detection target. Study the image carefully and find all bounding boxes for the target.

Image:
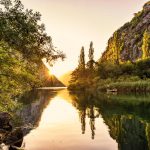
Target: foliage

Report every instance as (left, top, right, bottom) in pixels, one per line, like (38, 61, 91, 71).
(135, 59, 150, 78)
(97, 62, 122, 79)
(69, 56, 150, 92)
(103, 80, 150, 93)
(97, 58, 150, 80)
(120, 62, 135, 75)
(101, 31, 124, 64)
(78, 46, 85, 71)
(131, 10, 143, 27)
(142, 30, 150, 59)
(0, 0, 65, 111)
(0, 0, 65, 63)
(69, 42, 96, 89)
(87, 41, 95, 69)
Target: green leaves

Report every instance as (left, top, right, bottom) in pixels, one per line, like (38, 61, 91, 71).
(0, 0, 65, 111)
(142, 30, 150, 59)
(0, 0, 64, 63)
(78, 46, 85, 71)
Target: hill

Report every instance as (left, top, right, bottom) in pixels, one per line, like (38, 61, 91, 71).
(101, 1, 150, 63)
(59, 71, 72, 86)
(40, 66, 65, 87)
(44, 75, 66, 87)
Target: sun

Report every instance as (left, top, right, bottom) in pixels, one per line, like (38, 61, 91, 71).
(48, 69, 60, 77)
(43, 59, 67, 78)
(48, 70, 54, 76)
(48, 68, 63, 78)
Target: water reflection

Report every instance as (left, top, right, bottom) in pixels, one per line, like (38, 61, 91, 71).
(17, 90, 57, 128)
(2, 89, 150, 150)
(70, 91, 108, 140)
(70, 91, 150, 150)
(22, 89, 117, 150)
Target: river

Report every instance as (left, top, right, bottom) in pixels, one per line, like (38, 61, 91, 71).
(3, 88, 150, 150)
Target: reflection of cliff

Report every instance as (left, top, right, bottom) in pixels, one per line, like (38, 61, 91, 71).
(103, 114, 149, 150)
(17, 90, 57, 127)
(97, 97, 150, 150)
(70, 91, 150, 149)
(0, 90, 58, 150)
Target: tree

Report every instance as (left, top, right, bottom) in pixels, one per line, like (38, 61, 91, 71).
(85, 42, 96, 79)
(97, 62, 122, 79)
(88, 42, 94, 70)
(0, 0, 65, 104)
(69, 47, 85, 84)
(78, 46, 85, 70)
(0, 0, 65, 63)
(142, 30, 150, 59)
(113, 31, 123, 64)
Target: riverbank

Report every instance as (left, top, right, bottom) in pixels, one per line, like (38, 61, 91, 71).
(96, 80, 150, 93)
(68, 77, 150, 94)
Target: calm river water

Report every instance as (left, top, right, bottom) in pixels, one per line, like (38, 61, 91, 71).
(5, 88, 150, 150)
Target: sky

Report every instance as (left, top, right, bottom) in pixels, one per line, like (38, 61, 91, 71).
(21, 0, 148, 77)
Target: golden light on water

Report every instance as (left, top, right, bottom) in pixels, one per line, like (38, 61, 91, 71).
(39, 96, 77, 125)
(24, 90, 118, 150)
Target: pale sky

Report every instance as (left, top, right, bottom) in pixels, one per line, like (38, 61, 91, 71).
(22, 0, 148, 77)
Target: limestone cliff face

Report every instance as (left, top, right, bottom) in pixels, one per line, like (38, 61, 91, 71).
(101, 2, 150, 63)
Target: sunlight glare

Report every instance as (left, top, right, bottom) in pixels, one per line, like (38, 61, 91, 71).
(48, 70, 53, 76)
(39, 96, 77, 125)
(49, 67, 62, 77)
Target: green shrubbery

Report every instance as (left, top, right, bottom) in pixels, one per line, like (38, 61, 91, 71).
(97, 58, 150, 80)
(0, 0, 64, 111)
(69, 53, 150, 93)
(69, 58, 150, 93)
(92, 59, 150, 93)
(105, 81, 150, 93)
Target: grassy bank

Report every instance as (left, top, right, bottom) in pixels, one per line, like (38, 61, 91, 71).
(68, 76, 150, 94)
(97, 80, 150, 93)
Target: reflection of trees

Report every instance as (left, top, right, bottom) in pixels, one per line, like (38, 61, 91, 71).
(70, 91, 150, 149)
(2, 89, 73, 149)
(69, 91, 100, 139)
(101, 114, 149, 150)
(87, 106, 99, 139)
(88, 106, 96, 139)
(3, 89, 58, 149)
(96, 94, 150, 150)
(79, 108, 86, 134)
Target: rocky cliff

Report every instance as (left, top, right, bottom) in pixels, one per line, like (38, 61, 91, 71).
(101, 1, 150, 63)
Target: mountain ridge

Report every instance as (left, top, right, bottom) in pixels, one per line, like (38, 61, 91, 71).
(100, 1, 150, 63)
